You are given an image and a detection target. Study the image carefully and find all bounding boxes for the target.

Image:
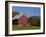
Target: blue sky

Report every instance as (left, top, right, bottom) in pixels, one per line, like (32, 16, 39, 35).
(12, 6, 40, 17)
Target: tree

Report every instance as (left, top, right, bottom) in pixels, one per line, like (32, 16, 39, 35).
(12, 11, 19, 17)
(12, 11, 19, 25)
(29, 16, 40, 26)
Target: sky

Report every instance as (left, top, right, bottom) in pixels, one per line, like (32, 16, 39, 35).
(12, 6, 40, 17)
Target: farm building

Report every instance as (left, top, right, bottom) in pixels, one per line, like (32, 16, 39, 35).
(12, 12, 30, 26)
(18, 15, 30, 26)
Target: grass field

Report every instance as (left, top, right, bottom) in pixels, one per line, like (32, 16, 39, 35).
(12, 25, 40, 30)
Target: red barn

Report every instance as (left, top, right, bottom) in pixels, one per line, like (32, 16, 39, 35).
(18, 15, 30, 26)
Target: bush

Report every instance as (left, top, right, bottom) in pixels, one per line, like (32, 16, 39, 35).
(29, 17, 40, 26)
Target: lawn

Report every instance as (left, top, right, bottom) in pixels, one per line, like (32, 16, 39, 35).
(12, 25, 40, 30)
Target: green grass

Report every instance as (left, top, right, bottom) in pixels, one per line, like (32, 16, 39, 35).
(12, 25, 40, 30)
